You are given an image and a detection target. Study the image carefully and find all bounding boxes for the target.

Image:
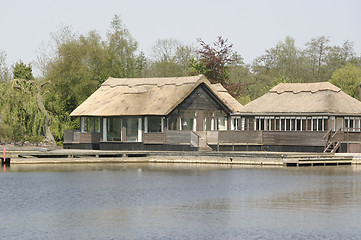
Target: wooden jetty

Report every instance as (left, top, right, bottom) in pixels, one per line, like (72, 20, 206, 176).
(283, 155, 354, 167)
(5, 149, 360, 166)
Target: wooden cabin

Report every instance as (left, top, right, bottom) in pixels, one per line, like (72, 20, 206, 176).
(226, 82, 361, 153)
(64, 75, 243, 150)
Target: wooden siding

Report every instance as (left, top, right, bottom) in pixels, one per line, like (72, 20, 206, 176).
(64, 130, 100, 144)
(218, 131, 262, 144)
(178, 85, 223, 110)
(348, 143, 361, 153)
(218, 131, 325, 146)
(206, 131, 219, 144)
(262, 131, 325, 146)
(143, 132, 166, 144)
(332, 131, 361, 142)
(64, 130, 75, 143)
(345, 132, 361, 142)
(165, 130, 191, 145)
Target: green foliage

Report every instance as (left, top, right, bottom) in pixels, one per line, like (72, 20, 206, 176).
(241, 36, 361, 101)
(330, 63, 361, 100)
(144, 39, 196, 77)
(237, 95, 251, 105)
(13, 60, 34, 80)
(42, 15, 143, 142)
(0, 123, 12, 142)
(0, 80, 44, 142)
(189, 58, 209, 77)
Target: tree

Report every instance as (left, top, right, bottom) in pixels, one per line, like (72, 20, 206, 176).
(330, 63, 361, 100)
(106, 15, 139, 78)
(253, 36, 304, 83)
(190, 36, 245, 98)
(303, 36, 330, 81)
(0, 78, 50, 143)
(324, 40, 359, 77)
(42, 15, 142, 142)
(0, 50, 11, 82)
(13, 60, 35, 80)
(146, 39, 196, 77)
(191, 36, 239, 85)
(151, 39, 181, 62)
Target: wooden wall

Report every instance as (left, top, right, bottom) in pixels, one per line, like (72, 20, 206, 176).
(218, 131, 263, 144)
(64, 130, 100, 144)
(165, 130, 192, 145)
(206, 131, 219, 144)
(217, 131, 325, 146)
(348, 143, 361, 153)
(262, 131, 325, 146)
(178, 85, 225, 110)
(143, 133, 166, 144)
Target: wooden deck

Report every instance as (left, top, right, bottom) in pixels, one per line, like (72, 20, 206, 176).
(283, 156, 353, 166)
(5, 149, 358, 167)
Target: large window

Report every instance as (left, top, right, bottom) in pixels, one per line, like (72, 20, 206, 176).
(215, 110, 227, 130)
(231, 116, 253, 130)
(107, 117, 122, 141)
(126, 117, 140, 142)
(253, 116, 328, 131)
(204, 110, 215, 131)
(145, 117, 163, 133)
(180, 110, 196, 131)
(231, 117, 241, 130)
(345, 117, 361, 132)
(81, 117, 100, 133)
(167, 114, 178, 130)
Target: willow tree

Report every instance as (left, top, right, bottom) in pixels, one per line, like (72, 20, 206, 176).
(0, 79, 49, 142)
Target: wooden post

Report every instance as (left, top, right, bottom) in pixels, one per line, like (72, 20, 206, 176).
(102, 118, 107, 142)
(122, 117, 126, 142)
(196, 110, 204, 131)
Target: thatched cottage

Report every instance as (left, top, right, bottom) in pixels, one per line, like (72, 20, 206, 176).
(64, 75, 242, 150)
(65, 77, 361, 153)
(229, 82, 361, 152)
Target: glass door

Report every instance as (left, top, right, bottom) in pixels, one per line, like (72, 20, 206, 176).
(126, 117, 139, 142)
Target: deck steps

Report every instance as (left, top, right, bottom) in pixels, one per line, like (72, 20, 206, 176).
(196, 131, 212, 152)
(324, 141, 341, 153)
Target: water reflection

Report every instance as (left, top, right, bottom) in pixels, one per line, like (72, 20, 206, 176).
(1, 163, 361, 239)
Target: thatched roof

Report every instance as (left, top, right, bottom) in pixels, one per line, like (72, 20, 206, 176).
(70, 75, 242, 117)
(239, 82, 361, 116)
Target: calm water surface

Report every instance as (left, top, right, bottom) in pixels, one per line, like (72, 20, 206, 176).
(1, 163, 361, 239)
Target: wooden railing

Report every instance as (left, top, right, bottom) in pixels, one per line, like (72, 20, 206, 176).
(64, 130, 101, 144)
(165, 131, 192, 145)
(190, 131, 199, 147)
(323, 128, 333, 144)
(143, 132, 166, 144)
(323, 128, 361, 153)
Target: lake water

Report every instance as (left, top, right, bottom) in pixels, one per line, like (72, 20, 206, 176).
(1, 163, 361, 239)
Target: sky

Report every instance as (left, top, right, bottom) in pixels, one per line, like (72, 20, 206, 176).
(0, 0, 360, 76)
